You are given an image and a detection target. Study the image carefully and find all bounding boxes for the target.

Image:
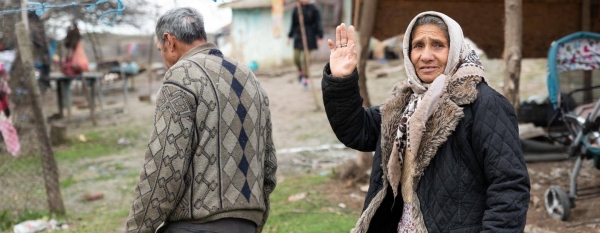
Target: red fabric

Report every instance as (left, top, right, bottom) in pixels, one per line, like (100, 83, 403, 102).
(61, 41, 90, 76)
(0, 95, 8, 112)
(0, 119, 19, 156)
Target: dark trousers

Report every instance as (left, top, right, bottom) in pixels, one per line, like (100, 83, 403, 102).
(293, 49, 311, 73)
(159, 218, 257, 233)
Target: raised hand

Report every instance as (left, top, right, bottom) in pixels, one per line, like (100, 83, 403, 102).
(328, 23, 357, 77)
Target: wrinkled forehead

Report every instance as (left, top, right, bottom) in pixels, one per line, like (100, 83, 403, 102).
(409, 15, 450, 42)
(410, 25, 449, 44)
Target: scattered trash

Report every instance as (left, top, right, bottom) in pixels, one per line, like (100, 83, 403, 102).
(532, 183, 542, 191)
(78, 134, 87, 142)
(349, 193, 363, 200)
(49, 219, 58, 230)
(528, 168, 536, 175)
(359, 184, 369, 193)
(117, 138, 130, 145)
(338, 203, 346, 209)
(82, 193, 104, 201)
(48, 219, 68, 230)
(13, 219, 49, 233)
(524, 224, 557, 233)
(549, 167, 567, 179)
(531, 195, 541, 209)
(287, 192, 307, 202)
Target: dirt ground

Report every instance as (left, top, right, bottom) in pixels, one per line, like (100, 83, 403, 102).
(23, 57, 600, 232)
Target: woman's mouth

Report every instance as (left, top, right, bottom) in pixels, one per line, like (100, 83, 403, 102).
(419, 66, 438, 72)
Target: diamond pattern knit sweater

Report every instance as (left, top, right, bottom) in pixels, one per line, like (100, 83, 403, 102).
(126, 43, 277, 233)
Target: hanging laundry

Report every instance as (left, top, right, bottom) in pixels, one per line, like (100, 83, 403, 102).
(127, 42, 138, 56)
(0, 63, 19, 156)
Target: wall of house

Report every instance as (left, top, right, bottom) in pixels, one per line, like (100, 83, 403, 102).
(230, 1, 353, 69)
(229, 8, 294, 69)
(373, 0, 600, 58)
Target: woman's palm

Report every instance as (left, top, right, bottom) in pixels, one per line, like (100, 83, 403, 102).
(328, 24, 357, 77)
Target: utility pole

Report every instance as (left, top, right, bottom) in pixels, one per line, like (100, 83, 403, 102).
(16, 22, 65, 215)
(503, 0, 522, 112)
(296, 1, 321, 111)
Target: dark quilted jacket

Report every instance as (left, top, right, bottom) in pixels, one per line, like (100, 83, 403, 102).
(287, 4, 323, 50)
(322, 65, 530, 233)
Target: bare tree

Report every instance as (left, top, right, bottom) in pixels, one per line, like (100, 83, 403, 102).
(503, 0, 522, 112)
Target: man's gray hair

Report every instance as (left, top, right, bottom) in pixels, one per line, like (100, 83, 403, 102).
(155, 7, 207, 45)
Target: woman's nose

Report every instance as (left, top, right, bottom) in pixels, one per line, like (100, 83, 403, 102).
(420, 47, 435, 62)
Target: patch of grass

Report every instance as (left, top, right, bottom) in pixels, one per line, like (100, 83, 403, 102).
(60, 176, 76, 189)
(264, 174, 359, 233)
(55, 125, 144, 161)
(61, 206, 130, 233)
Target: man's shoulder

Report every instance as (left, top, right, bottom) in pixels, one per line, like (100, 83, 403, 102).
(185, 52, 253, 78)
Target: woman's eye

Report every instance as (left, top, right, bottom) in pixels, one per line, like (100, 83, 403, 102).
(413, 44, 423, 48)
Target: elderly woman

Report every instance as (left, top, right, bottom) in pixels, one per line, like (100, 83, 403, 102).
(322, 12, 530, 232)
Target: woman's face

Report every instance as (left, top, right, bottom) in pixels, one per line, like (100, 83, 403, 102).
(410, 24, 449, 83)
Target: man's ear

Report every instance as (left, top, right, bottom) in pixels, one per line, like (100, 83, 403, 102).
(163, 33, 175, 52)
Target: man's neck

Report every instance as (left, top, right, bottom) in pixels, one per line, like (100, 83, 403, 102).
(175, 40, 207, 61)
(179, 40, 206, 53)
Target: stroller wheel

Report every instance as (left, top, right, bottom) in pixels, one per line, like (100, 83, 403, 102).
(544, 186, 571, 220)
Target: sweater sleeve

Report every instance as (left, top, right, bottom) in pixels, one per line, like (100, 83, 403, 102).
(126, 83, 198, 233)
(258, 101, 277, 233)
(471, 90, 530, 233)
(322, 63, 381, 152)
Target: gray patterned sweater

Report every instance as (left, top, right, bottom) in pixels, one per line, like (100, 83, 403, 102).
(126, 43, 277, 233)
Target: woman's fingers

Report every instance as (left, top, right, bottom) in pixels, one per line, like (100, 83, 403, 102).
(335, 25, 341, 47)
(340, 23, 347, 47)
(347, 25, 356, 45)
(328, 39, 335, 50)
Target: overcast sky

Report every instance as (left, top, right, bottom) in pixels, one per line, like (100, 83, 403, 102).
(49, 0, 232, 38)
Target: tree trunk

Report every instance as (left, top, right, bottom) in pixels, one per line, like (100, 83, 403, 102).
(16, 22, 65, 215)
(355, 0, 378, 177)
(503, 0, 522, 113)
(357, 0, 378, 108)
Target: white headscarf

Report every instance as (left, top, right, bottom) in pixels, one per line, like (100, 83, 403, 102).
(402, 11, 472, 94)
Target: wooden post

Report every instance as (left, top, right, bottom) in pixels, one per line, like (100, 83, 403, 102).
(50, 122, 67, 146)
(296, 1, 321, 111)
(80, 75, 97, 126)
(582, 0, 592, 104)
(21, 0, 28, 32)
(503, 0, 522, 112)
(352, 0, 362, 30)
(357, 0, 377, 108)
(16, 22, 65, 215)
